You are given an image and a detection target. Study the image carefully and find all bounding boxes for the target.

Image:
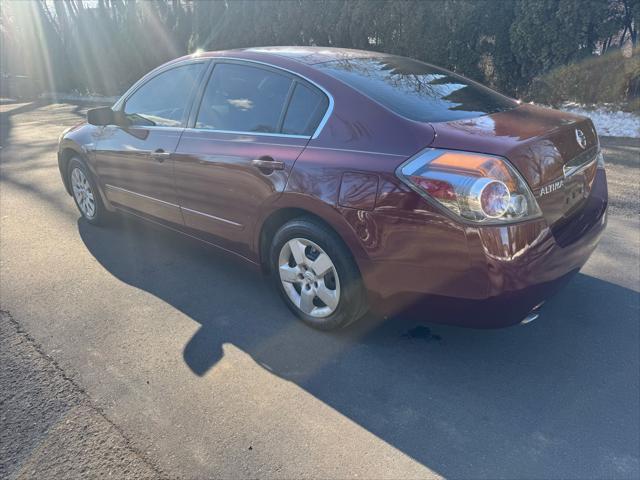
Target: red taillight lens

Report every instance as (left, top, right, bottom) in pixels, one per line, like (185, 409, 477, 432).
(397, 149, 541, 224)
(409, 177, 456, 201)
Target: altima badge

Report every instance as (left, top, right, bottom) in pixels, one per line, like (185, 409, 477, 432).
(575, 129, 587, 149)
(539, 179, 564, 197)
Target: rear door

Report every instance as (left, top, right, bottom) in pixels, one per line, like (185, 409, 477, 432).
(94, 61, 207, 224)
(173, 60, 329, 256)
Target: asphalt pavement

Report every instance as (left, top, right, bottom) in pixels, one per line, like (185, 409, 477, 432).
(0, 310, 164, 479)
(1, 100, 638, 479)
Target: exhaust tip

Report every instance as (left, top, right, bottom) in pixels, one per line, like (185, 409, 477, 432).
(520, 312, 539, 325)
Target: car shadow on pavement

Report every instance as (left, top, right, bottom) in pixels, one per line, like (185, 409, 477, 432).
(78, 216, 640, 479)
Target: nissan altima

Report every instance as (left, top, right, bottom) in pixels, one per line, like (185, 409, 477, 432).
(58, 47, 607, 330)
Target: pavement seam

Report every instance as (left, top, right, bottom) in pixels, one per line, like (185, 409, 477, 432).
(1, 309, 173, 480)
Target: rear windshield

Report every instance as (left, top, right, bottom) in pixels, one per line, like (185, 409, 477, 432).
(318, 56, 518, 123)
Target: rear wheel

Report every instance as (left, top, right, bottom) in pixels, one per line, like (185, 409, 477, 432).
(68, 157, 109, 225)
(270, 218, 368, 330)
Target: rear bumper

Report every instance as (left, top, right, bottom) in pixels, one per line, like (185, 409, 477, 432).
(360, 169, 608, 327)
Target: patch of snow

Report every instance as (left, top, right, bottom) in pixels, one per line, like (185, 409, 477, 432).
(557, 103, 640, 138)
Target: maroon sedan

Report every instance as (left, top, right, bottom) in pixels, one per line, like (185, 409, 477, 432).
(58, 47, 607, 330)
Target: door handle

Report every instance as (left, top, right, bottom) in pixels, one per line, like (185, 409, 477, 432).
(251, 158, 285, 172)
(150, 149, 171, 162)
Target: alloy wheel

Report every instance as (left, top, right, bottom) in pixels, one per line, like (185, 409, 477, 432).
(71, 167, 96, 219)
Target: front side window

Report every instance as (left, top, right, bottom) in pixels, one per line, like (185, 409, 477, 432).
(123, 63, 204, 127)
(196, 63, 292, 133)
(282, 83, 328, 136)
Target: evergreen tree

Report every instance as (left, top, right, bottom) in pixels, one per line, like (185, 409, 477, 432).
(510, 0, 611, 80)
(0, 0, 636, 100)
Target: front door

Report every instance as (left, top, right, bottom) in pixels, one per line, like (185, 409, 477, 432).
(173, 61, 329, 257)
(94, 62, 206, 224)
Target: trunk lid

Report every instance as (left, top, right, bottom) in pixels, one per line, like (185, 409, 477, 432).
(429, 103, 599, 226)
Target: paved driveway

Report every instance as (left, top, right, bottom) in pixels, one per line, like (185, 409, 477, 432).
(1, 101, 639, 479)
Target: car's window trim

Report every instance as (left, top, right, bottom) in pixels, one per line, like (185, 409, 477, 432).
(112, 58, 211, 128)
(188, 57, 333, 139)
(182, 127, 311, 139)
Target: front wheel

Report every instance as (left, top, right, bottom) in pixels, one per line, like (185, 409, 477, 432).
(68, 157, 109, 226)
(270, 218, 368, 330)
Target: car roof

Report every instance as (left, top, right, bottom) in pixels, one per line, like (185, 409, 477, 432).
(244, 46, 388, 65)
(194, 46, 388, 66)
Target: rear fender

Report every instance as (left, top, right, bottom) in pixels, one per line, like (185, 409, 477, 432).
(253, 191, 370, 266)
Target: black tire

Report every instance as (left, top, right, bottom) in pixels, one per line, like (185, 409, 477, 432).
(270, 217, 368, 330)
(67, 157, 109, 226)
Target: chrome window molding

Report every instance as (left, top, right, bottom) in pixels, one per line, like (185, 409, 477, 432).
(183, 127, 310, 140)
(104, 125, 185, 134)
(206, 57, 334, 140)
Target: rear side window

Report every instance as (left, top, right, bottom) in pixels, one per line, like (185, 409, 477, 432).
(282, 83, 328, 136)
(124, 63, 204, 127)
(318, 56, 518, 123)
(196, 63, 292, 133)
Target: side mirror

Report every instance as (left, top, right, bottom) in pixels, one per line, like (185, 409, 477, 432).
(87, 106, 115, 126)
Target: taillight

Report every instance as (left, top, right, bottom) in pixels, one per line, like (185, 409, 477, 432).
(397, 149, 541, 224)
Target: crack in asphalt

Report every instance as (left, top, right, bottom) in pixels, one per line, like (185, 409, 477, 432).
(0, 309, 170, 480)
